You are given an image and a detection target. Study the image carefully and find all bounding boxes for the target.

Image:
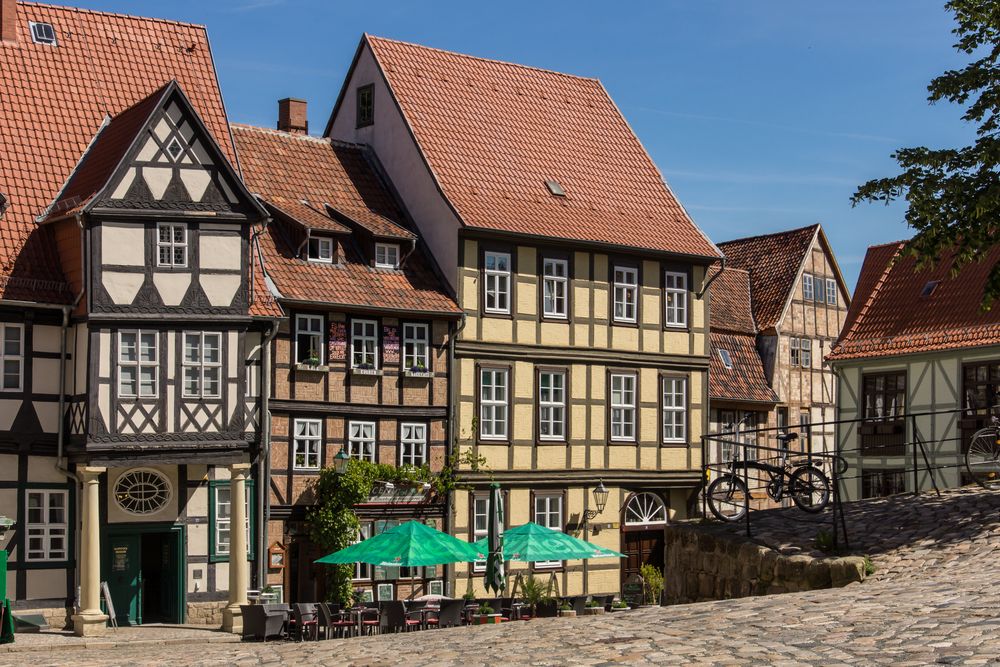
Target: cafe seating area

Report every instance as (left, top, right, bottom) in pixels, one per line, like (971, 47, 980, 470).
(239, 594, 623, 642)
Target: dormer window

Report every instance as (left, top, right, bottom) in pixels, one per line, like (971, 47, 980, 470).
(308, 237, 334, 263)
(718, 349, 733, 369)
(375, 242, 399, 269)
(921, 280, 941, 298)
(30, 22, 57, 46)
(357, 84, 374, 128)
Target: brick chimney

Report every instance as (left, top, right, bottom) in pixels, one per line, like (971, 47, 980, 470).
(277, 98, 308, 135)
(1, 0, 17, 44)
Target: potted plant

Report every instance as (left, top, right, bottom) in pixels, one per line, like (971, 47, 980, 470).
(519, 574, 545, 619)
(305, 348, 321, 367)
(472, 601, 502, 625)
(557, 601, 575, 617)
(582, 599, 605, 615)
(639, 564, 665, 606)
(610, 599, 630, 612)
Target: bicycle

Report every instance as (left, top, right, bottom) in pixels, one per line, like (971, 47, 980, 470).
(964, 408, 1000, 490)
(706, 432, 831, 522)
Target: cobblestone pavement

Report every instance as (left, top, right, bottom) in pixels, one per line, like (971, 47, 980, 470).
(9, 488, 1000, 666)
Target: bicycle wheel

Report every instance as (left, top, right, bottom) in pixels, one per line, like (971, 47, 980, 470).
(965, 428, 1000, 490)
(789, 466, 830, 513)
(706, 475, 749, 522)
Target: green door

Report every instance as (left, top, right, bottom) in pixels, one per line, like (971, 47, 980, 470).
(107, 533, 142, 626)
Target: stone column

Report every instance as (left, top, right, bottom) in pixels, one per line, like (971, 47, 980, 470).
(72, 466, 108, 636)
(221, 463, 250, 633)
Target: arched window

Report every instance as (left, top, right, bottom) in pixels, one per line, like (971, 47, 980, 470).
(624, 493, 667, 526)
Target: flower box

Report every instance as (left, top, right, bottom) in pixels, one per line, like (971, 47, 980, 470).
(582, 607, 605, 615)
(351, 367, 383, 377)
(558, 609, 576, 617)
(403, 369, 434, 378)
(294, 363, 329, 373)
(472, 613, 503, 625)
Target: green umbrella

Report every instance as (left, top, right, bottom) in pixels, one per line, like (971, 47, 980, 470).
(315, 520, 483, 567)
(473, 522, 625, 562)
(484, 483, 505, 594)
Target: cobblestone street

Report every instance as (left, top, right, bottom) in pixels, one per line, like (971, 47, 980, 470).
(9, 488, 1000, 666)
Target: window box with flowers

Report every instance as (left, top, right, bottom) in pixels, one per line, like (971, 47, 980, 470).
(403, 363, 433, 379)
(351, 363, 383, 377)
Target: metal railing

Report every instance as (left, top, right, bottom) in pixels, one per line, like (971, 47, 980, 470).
(700, 406, 990, 551)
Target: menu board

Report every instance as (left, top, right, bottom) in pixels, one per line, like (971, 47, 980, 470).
(383, 325, 400, 365)
(328, 322, 347, 362)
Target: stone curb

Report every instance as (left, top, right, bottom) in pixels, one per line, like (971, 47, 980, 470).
(0, 634, 241, 654)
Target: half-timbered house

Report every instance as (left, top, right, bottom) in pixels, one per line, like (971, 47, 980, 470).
(0, 2, 280, 635)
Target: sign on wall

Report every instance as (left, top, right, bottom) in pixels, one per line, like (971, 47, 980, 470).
(383, 325, 400, 365)
(328, 322, 347, 362)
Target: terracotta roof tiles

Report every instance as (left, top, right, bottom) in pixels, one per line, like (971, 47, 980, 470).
(362, 35, 719, 259)
(828, 243, 1000, 362)
(709, 267, 756, 335)
(710, 332, 778, 404)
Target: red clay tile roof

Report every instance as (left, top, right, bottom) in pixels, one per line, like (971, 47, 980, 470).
(248, 244, 283, 318)
(264, 198, 351, 235)
(828, 243, 1000, 362)
(359, 35, 719, 259)
(328, 203, 416, 240)
(232, 125, 459, 316)
(710, 332, 778, 404)
(717, 224, 818, 331)
(709, 268, 756, 335)
(0, 2, 237, 303)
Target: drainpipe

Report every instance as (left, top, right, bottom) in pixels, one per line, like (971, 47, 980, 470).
(442, 312, 466, 595)
(256, 323, 278, 589)
(696, 257, 726, 299)
(56, 213, 88, 478)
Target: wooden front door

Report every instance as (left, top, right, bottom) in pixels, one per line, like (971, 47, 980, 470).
(620, 528, 665, 588)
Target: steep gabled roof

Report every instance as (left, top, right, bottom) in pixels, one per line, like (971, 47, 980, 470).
(709, 332, 779, 405)
(232, 124, 459, 316)
(718, 224, 821, 331)
(332, 35, 720, 259)
(0, 1, 237, 303)
(827, 242, 1000, 362)
(709, 267, 756, 335)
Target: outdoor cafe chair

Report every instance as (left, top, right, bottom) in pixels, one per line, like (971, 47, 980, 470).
(426, 599, 464, 628)
(569, 595, 589, 615)
(380, 600, 421, 633)
(240, 604, 285, 642)
(290, 603, 319, 641)
(322, 603, 355, 639)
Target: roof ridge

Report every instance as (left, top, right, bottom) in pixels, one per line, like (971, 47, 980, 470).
(717, 223, 820, 247)
(22, 1, 207, 30)
(364, 33, 603, 85)
(835, 241, 905, 352)
(230, 124, 370, 151)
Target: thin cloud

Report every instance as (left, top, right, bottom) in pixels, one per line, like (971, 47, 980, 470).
(228, 0, 284, 12)
(665, 168, 858, 187)
(632, 106, 898, 144)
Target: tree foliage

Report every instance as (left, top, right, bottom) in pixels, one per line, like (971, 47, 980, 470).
(851, 0, 1000, 308)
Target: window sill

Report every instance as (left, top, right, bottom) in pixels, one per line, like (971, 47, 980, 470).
(351, 368, 383, 377)
(403, 369, 433, 379)
(294, 363, 329, 373)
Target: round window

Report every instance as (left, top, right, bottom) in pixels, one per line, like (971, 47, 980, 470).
(114, 468, 171, 515)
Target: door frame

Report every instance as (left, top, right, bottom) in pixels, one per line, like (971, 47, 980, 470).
(619, 491, 668, 589)
(102, 522, 186, 625)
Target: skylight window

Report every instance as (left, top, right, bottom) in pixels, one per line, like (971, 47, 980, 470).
(718, 349, 733, 369)
(921, 280, 941, 298)
(29, 22, 56, 46)
(545, 179, 566, 197)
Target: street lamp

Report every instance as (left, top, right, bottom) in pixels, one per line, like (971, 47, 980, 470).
(584, 480, 609, 521)
(332, 448, 351, 475)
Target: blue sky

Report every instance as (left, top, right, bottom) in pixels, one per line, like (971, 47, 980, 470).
(73, 0, 975, 290)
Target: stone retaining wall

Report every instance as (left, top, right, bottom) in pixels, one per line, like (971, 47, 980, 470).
(664, 523, 867, 603)
(186, 601, 226, 626)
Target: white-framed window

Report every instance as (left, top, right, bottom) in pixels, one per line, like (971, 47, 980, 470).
(353, 523, 373, 580)
(119, 330, 158, 398)
(484, 251, 511, 314)
(479, 368, 508, 440)
(400, 422, 427, 466)
(802, 274, 814, 301)
(402, 323, 429, 371)
(351, 319, 378, 369)
(472, 495, 489, 573)
(826, 278, 837, 305)
(800, 338, 812, 368)
(308, 237, 334, 263)
(182, 332, 221, 398)
(293, 418, 322, 470)
(662, 376, 687, 443)
(0, 323, 23, 391)
(294, 314, 324, 365)
(375, 243, 400, 269)
(348, 420, 376, 462)
(610, 373, 636, 441)
(25, 490, 67, 561)
(538, 371, 565, 440)
(29, 21, 57, 46)
(664, 271, 687, 327)
(718, 349, 733, 369)
(613, 266, 637, 323)
(156, 223, 187, 267)
(542, 258, 568, 319)
(214, 484, 251, 557)
(790, 337, 801, 366)
(814, 277, 825, 303)
(533, 494, 563, 568)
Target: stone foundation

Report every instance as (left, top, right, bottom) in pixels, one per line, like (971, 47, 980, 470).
(11, 604, 72, 631)
(664, 523, 867, 603)
(187, 601, 227, 626)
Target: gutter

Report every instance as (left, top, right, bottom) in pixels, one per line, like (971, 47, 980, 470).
(697, 257, 726, 299)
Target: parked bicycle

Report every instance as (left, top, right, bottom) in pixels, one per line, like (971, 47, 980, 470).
(964, 408, 1000, 490)
(706, 432, 832, 522)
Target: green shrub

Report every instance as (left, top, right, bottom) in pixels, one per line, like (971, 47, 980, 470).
(863, 555, 875, 576)
(639, 564, 664, 605)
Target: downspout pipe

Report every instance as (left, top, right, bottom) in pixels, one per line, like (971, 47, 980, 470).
(696, 257, 726, 299)
(256, 323, 278, 590)
(442, 312, 466, 595)
(57, 212, 88, 479)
